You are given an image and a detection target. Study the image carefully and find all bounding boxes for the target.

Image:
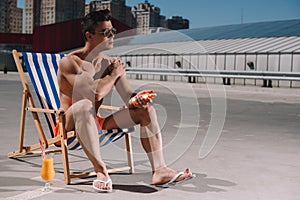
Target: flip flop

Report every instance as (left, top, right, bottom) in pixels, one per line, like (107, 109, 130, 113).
(93, 179, 113, 193)
(155, 172, 195, 188)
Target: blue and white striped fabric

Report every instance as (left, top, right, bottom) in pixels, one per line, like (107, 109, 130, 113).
(22, 52, 134, 150)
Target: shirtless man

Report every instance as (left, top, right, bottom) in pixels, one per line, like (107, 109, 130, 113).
(57, 9, 192, 192)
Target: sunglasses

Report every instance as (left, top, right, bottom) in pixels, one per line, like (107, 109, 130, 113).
(96, 28, 117, 38)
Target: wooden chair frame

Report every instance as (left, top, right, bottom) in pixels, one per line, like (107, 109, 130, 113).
(8, 49, 135, 184)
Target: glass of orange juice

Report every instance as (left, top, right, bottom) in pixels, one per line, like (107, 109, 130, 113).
(40, 154, 55, 192)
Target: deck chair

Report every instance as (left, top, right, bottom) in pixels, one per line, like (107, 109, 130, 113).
(8, 49, 135, 184)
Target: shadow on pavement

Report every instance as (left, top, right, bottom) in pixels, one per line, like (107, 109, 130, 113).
(64, 172, 236, 194)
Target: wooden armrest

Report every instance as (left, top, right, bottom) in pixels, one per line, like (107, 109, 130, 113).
(17, 52, 23, 57)
(27, 105, 122, 114)
(26, 107, 58, 114)
(100, 105, 123, 111)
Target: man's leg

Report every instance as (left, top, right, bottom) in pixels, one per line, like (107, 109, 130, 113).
(64, 99, 112, 191)
(103, 105, 192, 185)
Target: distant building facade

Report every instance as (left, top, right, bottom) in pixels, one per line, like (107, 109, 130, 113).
(24, 0, 85, 34)
(85, 3, 90, 16)
(88, 0, 133, 29)
(12, 6, 23, 33)
(0, 0, 23, 33)
(1, 0, 190, 35)
(166, 16, 189, 30)
(86, 0, 189, 34)
(131, 1, 165, 35)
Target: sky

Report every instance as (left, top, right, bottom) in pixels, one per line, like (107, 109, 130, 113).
(18, 0, 300, 29)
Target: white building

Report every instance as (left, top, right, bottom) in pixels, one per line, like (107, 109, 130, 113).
(107, 19, 300, 87)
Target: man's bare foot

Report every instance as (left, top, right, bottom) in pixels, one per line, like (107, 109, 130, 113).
(152, 167, 193, 185)
(93, 172, 112, 191)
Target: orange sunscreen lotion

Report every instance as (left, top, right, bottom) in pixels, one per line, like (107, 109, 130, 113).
(129, 92, 157, 106)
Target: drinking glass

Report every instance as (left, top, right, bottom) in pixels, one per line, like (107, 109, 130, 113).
(40, 154, 55, 192)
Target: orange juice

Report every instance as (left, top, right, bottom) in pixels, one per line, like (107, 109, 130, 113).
(40, 158, 55, 182)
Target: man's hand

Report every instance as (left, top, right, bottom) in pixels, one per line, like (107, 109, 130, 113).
(94, 58, 126, 101)
(129, 90, 156, 108)
(110, 58, 126, 79)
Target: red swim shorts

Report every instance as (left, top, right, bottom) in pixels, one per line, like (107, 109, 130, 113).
(53, 116, 105, 146)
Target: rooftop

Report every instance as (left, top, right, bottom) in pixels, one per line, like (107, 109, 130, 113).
(110, 19, 300, 54)
(117, 19, 300, 45)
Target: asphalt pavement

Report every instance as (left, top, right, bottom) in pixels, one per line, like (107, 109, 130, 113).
(0, 72, 300, 200)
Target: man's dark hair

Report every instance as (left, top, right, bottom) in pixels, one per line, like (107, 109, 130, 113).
(82, 9, 112, 40)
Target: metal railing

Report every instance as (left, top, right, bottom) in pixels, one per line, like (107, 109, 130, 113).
(126, 68, 300, 80)
(126, 68, 300, 87)
(110, 52, 300, 87)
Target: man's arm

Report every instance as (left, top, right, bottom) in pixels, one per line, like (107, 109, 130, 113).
(59, 55, 124, 102)
(115, 75, 136, 106)
(115, 76, 155, 108)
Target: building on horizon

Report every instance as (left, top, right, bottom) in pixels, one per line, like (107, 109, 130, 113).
(166, 16, 189, 30)
(82, 0, 190, 35)
(131, 0, 165, 35)
(24, 0, 85, 34)
(85, 3, 90, 16)
(88, 0, 134, 29)
(0, 0, 23, 33)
